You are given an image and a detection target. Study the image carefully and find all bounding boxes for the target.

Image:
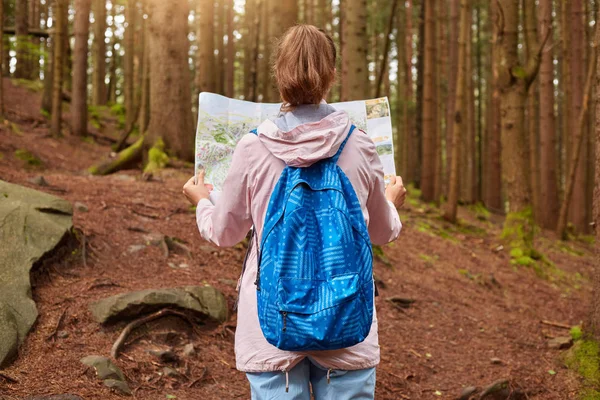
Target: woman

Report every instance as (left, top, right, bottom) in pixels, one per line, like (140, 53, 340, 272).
(183, 24, 405, 400)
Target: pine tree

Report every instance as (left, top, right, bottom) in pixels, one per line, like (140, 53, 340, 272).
(15, 0, 29, 79)
(196, 0, 215, 95)
(71, 0, 92, 136)
(341, 0, 368, 101)
(0, 0, 3, 120)
(225, 0, 235, 98)
(590, 19, 600, 339)
(92, 0, 107, 105)
(124, 0, 136, 131)
(50, 0, 67, 136)
(267, 0, 297, 101)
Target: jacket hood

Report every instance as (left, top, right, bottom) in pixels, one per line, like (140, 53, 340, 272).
(256, 104, 352, 167)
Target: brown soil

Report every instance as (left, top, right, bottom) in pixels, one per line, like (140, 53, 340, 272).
(0, 77, 594, 399)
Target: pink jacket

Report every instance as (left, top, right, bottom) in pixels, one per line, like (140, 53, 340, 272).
(196, 107, 402, 373)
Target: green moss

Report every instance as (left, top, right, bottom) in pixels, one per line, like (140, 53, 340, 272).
(469, 202, 491, 221)
(40, 109, 51, 119)
(88, 136, 144, 175)
(110, 103, 126, 129)
(372, 245, 392, 267)
(565, 339, 600, 395)
(572, 326, 583, 341)
(143, 138, 169, 175)
(502, 207, 536, 250)
(14, 149, 42, 167)
(560, 244, 586, 257)
(9, 122, 23, 136)
(579, 235, 595, 245)
(11, 78, 43, 92)
(418, 253, 438, 265)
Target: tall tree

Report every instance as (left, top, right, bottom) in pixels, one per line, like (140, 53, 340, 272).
(445, 0, 459, 197)
(15, 0, 29, 79)
(497, 0, 546, 248)
(28, 0, 40, 78)
(71, 0, 92, 136)
(267, 0, 297, 101)
(395, 0, 406, 177)
(420, 0, 437, 201)
(568, 0, 589, 233)
(557, 29, 597, 239)
(375, 0, 398, 98)
(537, 0, 559, 229)
(434, 0, 446, 202)
(92, 0, 107, 105)
(138, 16, 150, 134)
(404, 0, 415, 184)
(341, 0, 368, 101)
(50, 0, 67, 136)
(443, 0, 470, 222)
(124, 0, 135, 131)
(484, 0, 502, 211)
(243, 0, 256, 99)
(0, 0, 4, 120)
(461, 10, 475, 204)
(590, 20, 600, 340)
(146, 0, 194, 160)
(196, 0, 215, 95)
(225, 0, 234, 98)
(259, 0, 271, 101)
(216, 0, 225, 95)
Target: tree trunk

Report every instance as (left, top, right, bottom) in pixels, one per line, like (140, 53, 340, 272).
(124, 0, 135, 131)
(28, 0, 40, 79)
(138, 21, 150, 134)
(590, 19, 600, 340)
(395, 0, 406, 178)
(243, 0, 256, 100)
(404, 0, 415, 184)
(259, 0, 271, 101)
(536, 0, 559, 229)
(375, 0, 398, 98)
(50, 0, 67, 136)
(196, 0, 215, 95)
(41, 35, 53, 112)
(484, 0, 502, 212)
(341, 0, 368, 101)
(106, 2, 118, 103)
(146, 0, 194, 161)
(434, 0, 446, 203)
(92, 0, 107, 105)
(498, 0, 544, 249)
(445, 0, 459, 198)
(557, 35, 597, 239)
(15, 0, 29, 79)
(443, 0, 470, 223)
(216, 0, 225, 95)
(414, 1, 424, 188)
(568, 0, 588, 233)
(225, 0, 234, 98)
(267, 0, 297, 101)
(0, 0, 3, 119)
(71, 0, 91, 136)
(461, 13, 475, 204)
(420, 0, 436, 202)
(250, 0, 262, 102)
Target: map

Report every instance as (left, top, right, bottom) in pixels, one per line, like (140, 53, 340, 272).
(195, 93, 395, 203)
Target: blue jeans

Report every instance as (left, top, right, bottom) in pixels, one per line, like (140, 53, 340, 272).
(246, 357, 376, 399)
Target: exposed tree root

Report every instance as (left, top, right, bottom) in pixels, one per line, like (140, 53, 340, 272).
(88, 136, 145, 175)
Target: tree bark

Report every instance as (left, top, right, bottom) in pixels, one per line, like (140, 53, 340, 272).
(557, 34, 597, 239)
(445, 0, 459, 198)
(225, 0, 234, 98)
(243, 0, 256, 100)
(15, 0, 29, 79)
(28, 0, 40, 78)
(590, 18, 600, 340)
(146, 0, 194, 161)
(0, 0, 3, 119)
(92, 0, 107, 105)
(124, 0, 135, 131)
(259, 0, 271, 101)
(420, 0, 436, 202)
(461, 12, 475, 204)
(41, 34, 53, 112)
(138, 10, 149, 134)
(395, 0, 406, 178)
(216, 0, 225, 95)
(250, 0, 262, 102)
(404, 0, 415, 184)
(443, 0, 469, 222)
(434, 0, 446, 203)
(196, 0, 215, 96)
(536, 0, 559, 229)
(267, 0, 297, 101)
(50, 0, 67, 136)
(71, 0, 91, 136)
(341, 0, 368, 101)
(568, 0, 588, 233)
(375, 0, 398, 98)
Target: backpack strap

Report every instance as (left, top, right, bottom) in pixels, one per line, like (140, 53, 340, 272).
(331, 124, 356, 164)
(250, 128, 258, 135)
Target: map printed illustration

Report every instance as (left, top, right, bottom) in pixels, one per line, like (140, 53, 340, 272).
(195, 93, 396, 203)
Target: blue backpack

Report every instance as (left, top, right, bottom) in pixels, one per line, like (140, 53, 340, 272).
(250, 125, 374, 351)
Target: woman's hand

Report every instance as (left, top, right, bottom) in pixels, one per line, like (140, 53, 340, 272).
(183, 170, 214, 205)
(385, 176, 407, 209)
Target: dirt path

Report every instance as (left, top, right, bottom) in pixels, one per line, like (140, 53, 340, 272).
(0, 78, 593, 399)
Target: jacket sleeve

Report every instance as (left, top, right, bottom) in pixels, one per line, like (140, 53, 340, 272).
(196, 136, 254, 247)
(365, 139, 402, 245)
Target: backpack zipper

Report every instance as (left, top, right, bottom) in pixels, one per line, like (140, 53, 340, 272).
(281, 311, 288, 332)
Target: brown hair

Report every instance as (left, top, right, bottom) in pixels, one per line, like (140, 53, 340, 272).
(273, 25, 337, 110)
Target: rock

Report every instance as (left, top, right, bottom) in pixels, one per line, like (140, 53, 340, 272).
(103, 378, 132, 395)
(182, 343, 196, 357)
(0, 180, 73, 368)
(74, 202, 88, 212)
(81, 355, 125, 381)
(548, 336, 573, 350)
(457, 386, 478, 400)
(25, 395, 84, 400)
(127, 244, 146, 254)
(162, 367, 180, 378)
(89, 286, 228, 324)
(148, 349, 178, 363)
(479, 380, 527, 400)
(57, 330, 69, 339)
(114, 174, 135, 182)
(490, 357, 502, 365)
(28, 176, 49, 187)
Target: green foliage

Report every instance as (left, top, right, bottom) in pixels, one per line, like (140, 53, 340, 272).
(372, 245, 392, 267)
(11, 79, 43, 93)
(502, 207, 536, 250)
(469, 202, 491, 221)
(512, 66, 527, 79)
(9, 122, 23, 136)
(14, 149, 42, 167)
(110, 103, 126, 129)
(418, 253, 438, 266)
(559, 243, 586, 257)
(82, 136, 96, 144)
(88, 106, 103, 130)
(571, 326, 583, 341)
(40, 109, 51, 119)
(564, 339, 600, 398)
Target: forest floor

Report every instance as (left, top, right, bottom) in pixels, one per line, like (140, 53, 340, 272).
(0, 78, 596, 400)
